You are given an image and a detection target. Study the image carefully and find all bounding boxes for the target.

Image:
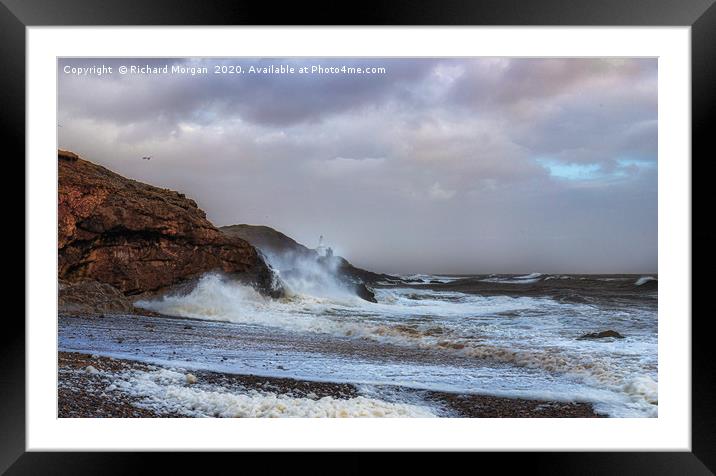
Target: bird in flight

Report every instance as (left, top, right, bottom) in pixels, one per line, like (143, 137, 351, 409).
(142, 156, 152, 160)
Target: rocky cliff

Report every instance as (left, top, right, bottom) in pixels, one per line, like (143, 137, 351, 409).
(58, 150, 278, 298)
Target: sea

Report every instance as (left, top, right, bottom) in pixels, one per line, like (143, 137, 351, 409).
(58, 271, 658, 418)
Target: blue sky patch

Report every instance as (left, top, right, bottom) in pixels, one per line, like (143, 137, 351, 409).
(537, 159, 603, 181)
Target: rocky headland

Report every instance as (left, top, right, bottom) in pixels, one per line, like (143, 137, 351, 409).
(58, 149, 383, 313)
(58, 149, 280, 314)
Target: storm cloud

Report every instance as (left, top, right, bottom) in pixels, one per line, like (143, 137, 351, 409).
(58, 58, 657, 274)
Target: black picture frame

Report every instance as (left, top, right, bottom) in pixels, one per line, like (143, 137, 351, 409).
(7, 0, 714, 473)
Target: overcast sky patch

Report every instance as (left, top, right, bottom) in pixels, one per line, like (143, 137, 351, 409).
(58, 58, 657, 274)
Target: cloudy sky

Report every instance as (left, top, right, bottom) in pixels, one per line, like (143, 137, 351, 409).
(58, 58, 657, 274)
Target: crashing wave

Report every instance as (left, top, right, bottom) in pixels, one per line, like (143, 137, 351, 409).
(135, 272, 657, 417)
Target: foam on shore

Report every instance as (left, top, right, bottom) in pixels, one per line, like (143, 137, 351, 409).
(106, 367, 437, 418)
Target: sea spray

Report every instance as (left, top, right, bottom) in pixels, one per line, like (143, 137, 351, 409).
(261, 248, 371, 301)
(131, 273, 658, 417)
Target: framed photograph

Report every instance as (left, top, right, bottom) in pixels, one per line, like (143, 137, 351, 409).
(11, 0, 714, 472)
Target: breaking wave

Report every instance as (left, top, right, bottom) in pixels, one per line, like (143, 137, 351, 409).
(136, 272, 657, 417)
(481, 273, 543, 284)
(635, 276, 657, 286)
(261, 249, 360, 301)
(398, 274, 461, 284)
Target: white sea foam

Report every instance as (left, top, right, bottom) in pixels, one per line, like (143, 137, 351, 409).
(398, 274, 460, 284)
(622, 375, 658, 405)
(136, 274, 556, 334)
(107, 367, 436, 418)
(481, 273, 543, 284)
(135, 272, 658, 417)
(136, 274, 367, 336)
(635, 276, 657, 286)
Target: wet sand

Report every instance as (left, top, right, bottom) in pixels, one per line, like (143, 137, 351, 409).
(58, 351, 602, 418)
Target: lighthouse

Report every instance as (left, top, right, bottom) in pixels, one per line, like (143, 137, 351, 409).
(316, 235, 333, 258)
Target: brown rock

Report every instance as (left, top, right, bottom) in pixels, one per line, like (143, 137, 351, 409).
(58, 150, 280, 296)
(59, 279, 136, 315)
(58, 149, 80, 161)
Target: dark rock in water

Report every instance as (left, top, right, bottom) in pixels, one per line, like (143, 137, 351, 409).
(579, 330, 625, 339)
(58, 150, 281, 298)
(330, 256, 392, 286)
(355, 282, 377, 303)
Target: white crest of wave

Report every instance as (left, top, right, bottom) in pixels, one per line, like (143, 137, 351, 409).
(109, 367, 436, 418)
(635, 276, 657, 286)
(135, 274, 658, 415)
(398, 274, 459, 284)
(136, 274, 556, 333)
(136, 273, 365, 335)
(481, 273, 543, 284)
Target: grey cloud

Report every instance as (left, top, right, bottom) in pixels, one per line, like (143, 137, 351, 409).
(59, 58, 440, 130)
(58, 57, 657, 274)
